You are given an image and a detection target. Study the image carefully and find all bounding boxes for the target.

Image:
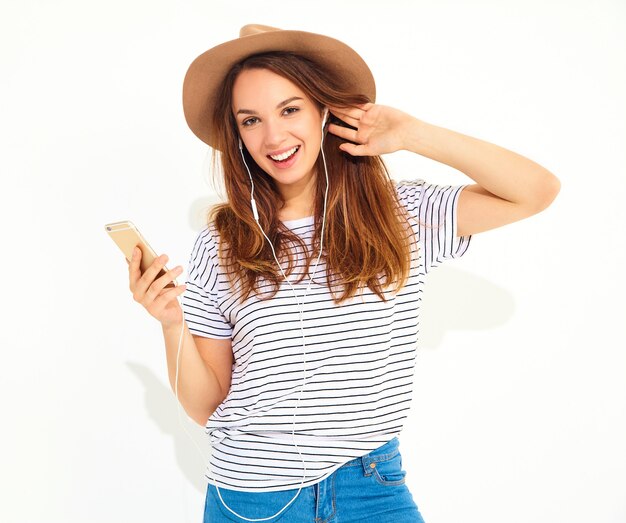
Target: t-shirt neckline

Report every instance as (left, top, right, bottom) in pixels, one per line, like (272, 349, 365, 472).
(281, 215, 315, 229)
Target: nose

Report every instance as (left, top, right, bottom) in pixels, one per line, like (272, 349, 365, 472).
(262, 117, 288, 150)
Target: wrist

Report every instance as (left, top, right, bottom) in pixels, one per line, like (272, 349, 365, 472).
(402, 116, 427, 153)
(162, 319, 185, 334)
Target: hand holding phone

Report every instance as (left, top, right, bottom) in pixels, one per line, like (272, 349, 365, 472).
(105, 221, 187, 327)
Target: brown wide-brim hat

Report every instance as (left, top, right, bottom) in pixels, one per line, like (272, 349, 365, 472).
(182, 24, 376, 150)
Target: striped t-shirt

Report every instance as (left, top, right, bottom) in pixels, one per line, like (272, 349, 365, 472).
(181, 179, 472, 492)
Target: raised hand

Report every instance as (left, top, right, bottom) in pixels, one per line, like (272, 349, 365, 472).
(327, 103, 419, 157)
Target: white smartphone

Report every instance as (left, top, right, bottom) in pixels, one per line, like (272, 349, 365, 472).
(105, 220, 177, 288)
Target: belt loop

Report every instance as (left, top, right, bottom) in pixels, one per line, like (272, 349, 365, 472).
(361, 452, 374, 476)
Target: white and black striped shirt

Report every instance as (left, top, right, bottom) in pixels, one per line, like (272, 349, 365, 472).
(181, 179, 472, 492)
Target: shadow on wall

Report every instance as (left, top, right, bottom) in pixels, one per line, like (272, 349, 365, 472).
(420, 266, 516, 348)
(125, 265, 515, 493)
(189, 196, 224, 232)
(126, 361, 209, 494)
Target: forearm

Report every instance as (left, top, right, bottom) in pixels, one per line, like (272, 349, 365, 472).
(403, 118, 560, 209)
(162, 321, 224, 424)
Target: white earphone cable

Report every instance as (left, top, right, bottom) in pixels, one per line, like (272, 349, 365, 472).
(173, 112, 330, 521)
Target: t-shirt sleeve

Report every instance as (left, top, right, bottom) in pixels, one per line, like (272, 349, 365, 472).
(396, 179, 472, 274)
(180, 228, 233, 339)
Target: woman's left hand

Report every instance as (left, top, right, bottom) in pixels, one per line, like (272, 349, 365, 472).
(327, 103, 420, 156)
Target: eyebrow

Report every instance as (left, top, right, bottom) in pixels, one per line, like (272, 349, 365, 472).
(236, 96, 304, 116)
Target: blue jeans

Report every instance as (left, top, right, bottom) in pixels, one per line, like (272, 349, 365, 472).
(203, 437, 425, 522)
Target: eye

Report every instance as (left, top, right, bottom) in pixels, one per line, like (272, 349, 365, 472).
(282, 106, 300, 116)
(241, 117, 259, 127)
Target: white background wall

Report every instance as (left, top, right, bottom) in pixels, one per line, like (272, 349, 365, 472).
(1, 1, 624, 522)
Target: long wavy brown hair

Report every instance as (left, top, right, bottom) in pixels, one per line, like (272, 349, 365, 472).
(207, 51, 417, 305)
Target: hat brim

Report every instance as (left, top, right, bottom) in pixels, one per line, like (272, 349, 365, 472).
(182, 29, 376, 149)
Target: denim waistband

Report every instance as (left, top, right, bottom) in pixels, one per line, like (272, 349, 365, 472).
(338, 437, 400, 475)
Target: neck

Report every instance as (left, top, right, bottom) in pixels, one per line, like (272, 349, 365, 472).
(277, 173, 317, 220)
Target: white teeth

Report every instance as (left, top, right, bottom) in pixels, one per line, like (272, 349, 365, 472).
(269, 146, 298, 161)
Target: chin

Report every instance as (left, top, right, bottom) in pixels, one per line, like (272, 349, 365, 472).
(272, 172, 310, 186)
(265, 164, 315, 184)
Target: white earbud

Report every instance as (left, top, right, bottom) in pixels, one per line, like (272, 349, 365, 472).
(238, 136, 243, 150)
(322, 107, 329, 129)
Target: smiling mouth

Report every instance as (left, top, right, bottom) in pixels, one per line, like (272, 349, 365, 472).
(268, 146, 300, 162)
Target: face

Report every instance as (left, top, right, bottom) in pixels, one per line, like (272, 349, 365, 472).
(231, 68, 324, 199)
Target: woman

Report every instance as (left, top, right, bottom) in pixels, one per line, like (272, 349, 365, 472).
(128, 24, 560, 522)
